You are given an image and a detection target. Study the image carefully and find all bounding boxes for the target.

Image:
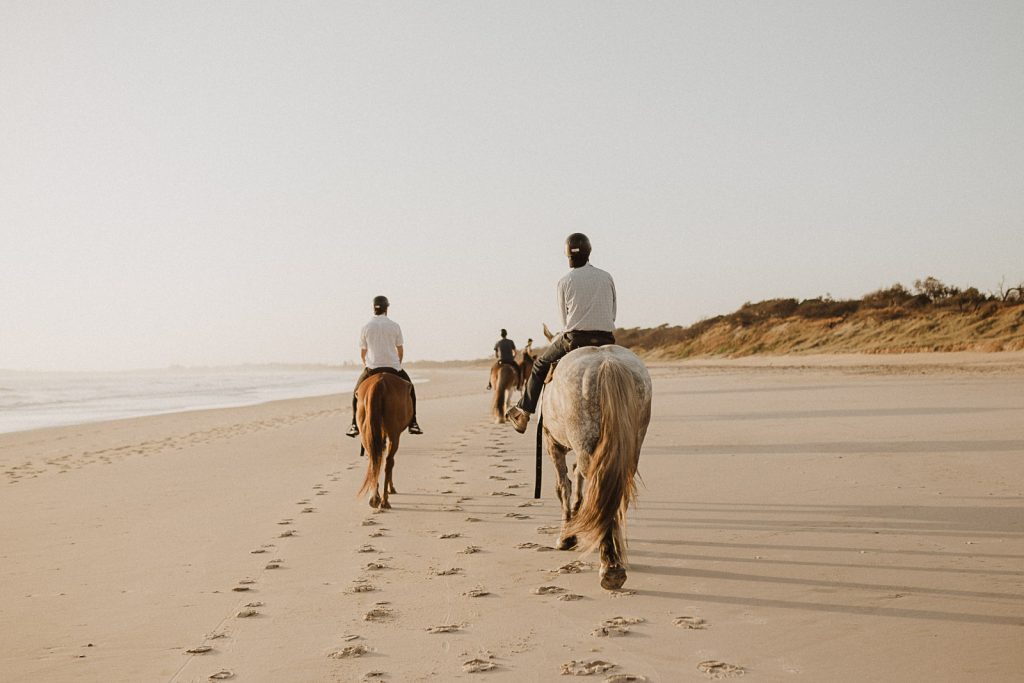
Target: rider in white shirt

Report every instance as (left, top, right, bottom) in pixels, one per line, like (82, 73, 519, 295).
(346, 295, 423, 437)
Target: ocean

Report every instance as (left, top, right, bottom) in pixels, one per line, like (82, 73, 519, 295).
(0, 367, 362, 434)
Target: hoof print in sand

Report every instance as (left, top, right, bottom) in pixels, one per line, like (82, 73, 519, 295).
(675, 616, 707, 629)
(438, 532, 461, 539)
(265, 562, 282, 569)
(505, 512, 530, 519)
(604, 675, 647, 683)
(209, 671, 235, 680)
(425, 624, 463, 633)
(433, 567, 463, 576)
(350, 584, 377, 593)
(250, 548, 267, 554)
(697, 661, 745, 678)
(533, 585, 565, 595)
(185, 645, 213, 655)
(232, 586, 251, 592)
(301, 507, 316, 513)
(278, 530, 297, 538)
(362, 519, 378, 526)
(236, 608, 259, 618)
(462, 658, 496, 673)
(460, 545, 482, 554)
(465, 517, 483, 523)
(561, 659, 616, 675)
(328, 644, 370, 658)
(363, 606, 394, 621)
(245, 601, 264, 608)
(591, 625, 630, 637)
(365, 562, 388, 571)
(490, 491, 515, 496)
(517, 542, 541, 550)
(463, 587, 490, 597)
(610, 590, 637, 598)
(357, 544, 377, 553)
(537, 525, 559, 534)
(558, 593, 585, 601)
(557, 560, 588, 574)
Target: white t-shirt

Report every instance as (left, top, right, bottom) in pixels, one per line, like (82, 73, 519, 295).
(360, 315, 404, 370)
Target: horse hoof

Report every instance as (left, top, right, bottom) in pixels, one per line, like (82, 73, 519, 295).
(600, 566, 627, 591)
(369, 495, 380, 508)
(556, 535, 577, 551)
(380, 500, 392, 510)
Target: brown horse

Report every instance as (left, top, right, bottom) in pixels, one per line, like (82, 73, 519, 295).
(356, 372, 414, 509)
(517, 347, 535, 392)
(490, 362, 519, 423)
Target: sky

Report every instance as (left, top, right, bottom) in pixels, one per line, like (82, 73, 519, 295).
(2, 1, 1021, 371)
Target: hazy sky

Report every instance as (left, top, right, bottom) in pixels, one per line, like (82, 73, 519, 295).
(2, 2, 1021, 371)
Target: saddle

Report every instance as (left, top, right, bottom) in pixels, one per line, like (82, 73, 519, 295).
(366, 366, 403, 378)
(544, 331, 616, 384)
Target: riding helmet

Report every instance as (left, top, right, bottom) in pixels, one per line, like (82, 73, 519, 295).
(565, 233, 592, 259)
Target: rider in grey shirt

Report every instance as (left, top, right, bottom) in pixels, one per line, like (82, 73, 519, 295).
(506, 233, 616, 433)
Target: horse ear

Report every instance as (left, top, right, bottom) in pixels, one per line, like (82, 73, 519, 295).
(542, 323, 554, 342)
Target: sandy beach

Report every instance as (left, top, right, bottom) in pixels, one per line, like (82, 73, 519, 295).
(2, 353, 1023, 682)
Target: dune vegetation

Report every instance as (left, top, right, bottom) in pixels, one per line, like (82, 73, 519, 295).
(617, 277, 1024, 358)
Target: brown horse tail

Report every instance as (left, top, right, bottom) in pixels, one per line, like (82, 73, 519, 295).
(357, 379, 388, 497)
(563, 357, 641, 559)
(492, 375, 507, 422)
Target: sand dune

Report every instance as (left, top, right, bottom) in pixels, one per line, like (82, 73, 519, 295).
(1, 356, 1022, 681)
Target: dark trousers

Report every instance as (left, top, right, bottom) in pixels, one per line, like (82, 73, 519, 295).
(350, 368, 417, 424)
(516, 334, 570, 413)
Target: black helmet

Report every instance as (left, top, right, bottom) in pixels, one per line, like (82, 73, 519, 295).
(372, 295, 390, 310)
(565, 233, 592, 261)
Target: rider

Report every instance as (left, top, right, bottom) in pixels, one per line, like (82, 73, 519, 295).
(505, 233, 616, 433)
(487, 329, 517, 390)
(346, 295, 423, 437)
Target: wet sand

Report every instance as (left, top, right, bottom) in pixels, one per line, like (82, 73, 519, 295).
(2, 353, 1022, 681)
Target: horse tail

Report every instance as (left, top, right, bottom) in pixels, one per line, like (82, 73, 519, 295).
(357, 379, 387, 497)
(563, 357, 641, 559)
(492, 377, 506, 422)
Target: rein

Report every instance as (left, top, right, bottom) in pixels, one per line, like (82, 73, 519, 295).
(534, 412, 543, 499)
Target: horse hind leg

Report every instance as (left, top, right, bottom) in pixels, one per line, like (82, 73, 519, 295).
(547, 439, 577, 551)
(380, 440, 399, 509)
(599, 524, 627, 590)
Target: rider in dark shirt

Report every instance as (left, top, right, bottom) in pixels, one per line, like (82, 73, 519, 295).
(487, 329, 517, 390)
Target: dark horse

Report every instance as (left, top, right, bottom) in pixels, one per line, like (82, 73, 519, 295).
(356, 372, 414, 509)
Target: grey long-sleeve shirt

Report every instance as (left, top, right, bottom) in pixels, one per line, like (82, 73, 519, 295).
(556, 264, 617, 333)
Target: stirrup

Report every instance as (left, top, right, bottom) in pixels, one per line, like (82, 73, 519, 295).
(345, 423, 359, 438)
(408, 422, 423, 435)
